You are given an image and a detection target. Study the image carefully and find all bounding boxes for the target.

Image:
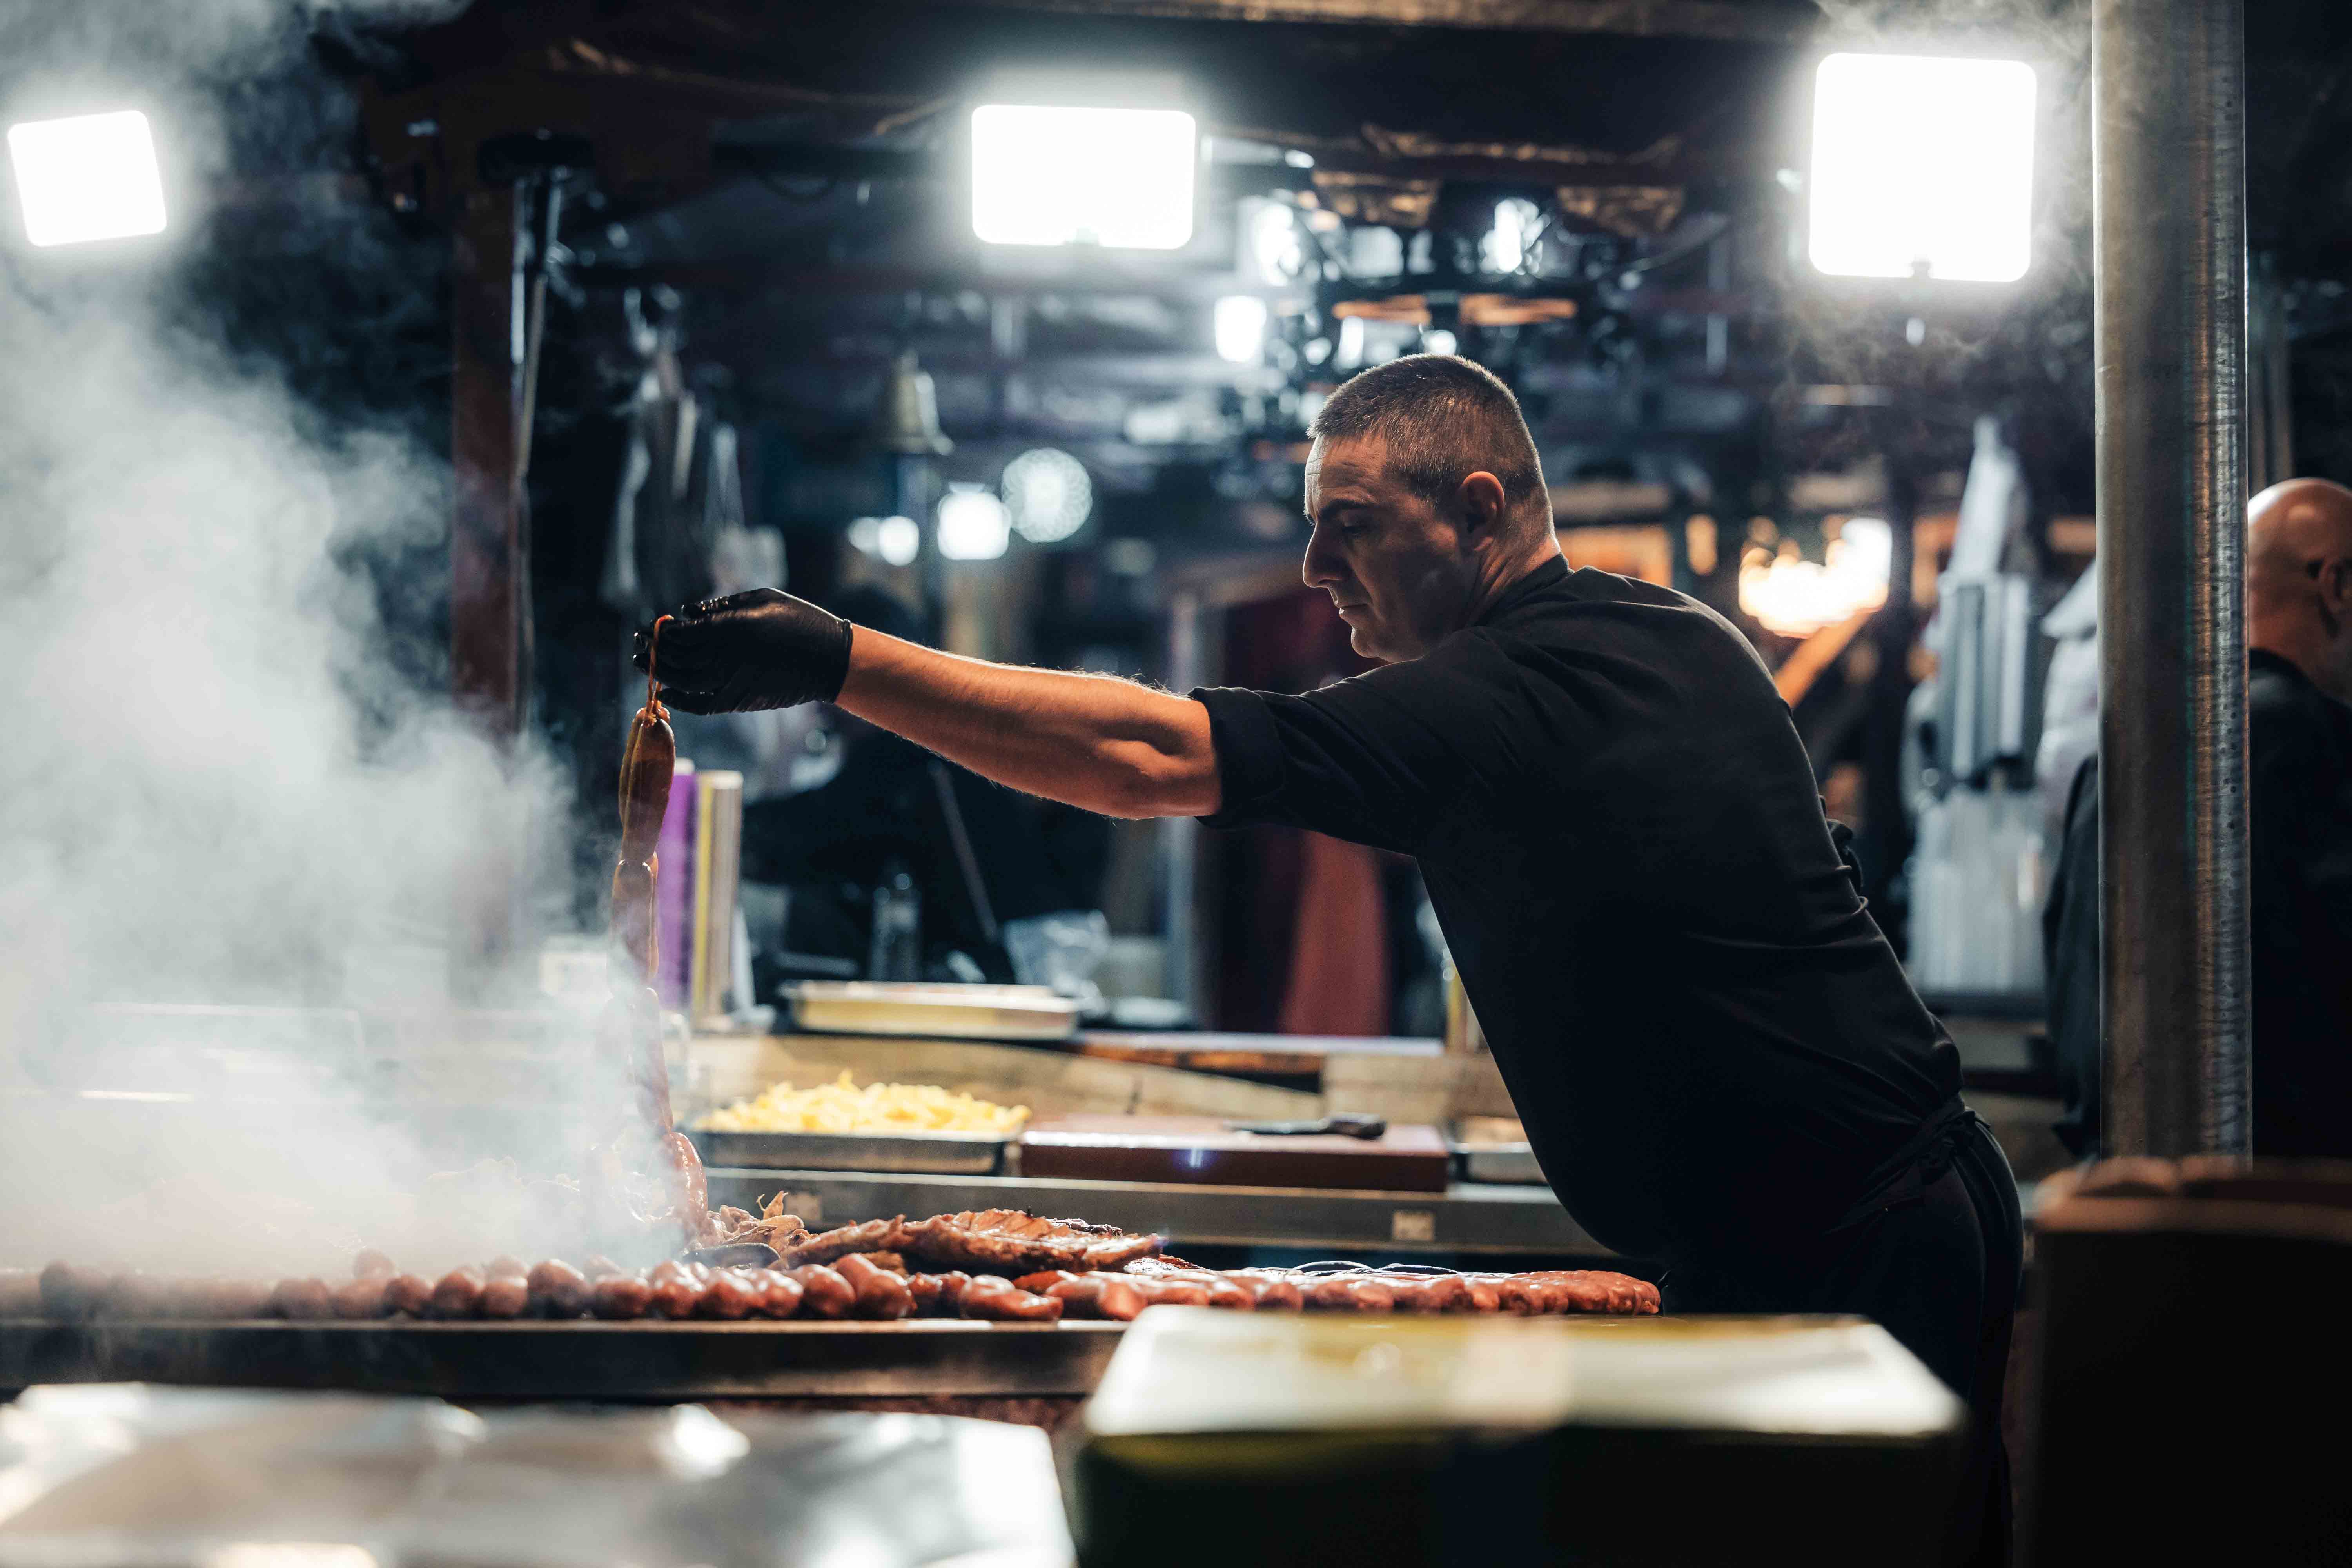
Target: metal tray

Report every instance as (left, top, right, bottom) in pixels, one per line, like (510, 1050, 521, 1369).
(781, 982, 1082, 1042)
(691, 1126, 1013, 1175)
(1445, 1117, 1546, 1185)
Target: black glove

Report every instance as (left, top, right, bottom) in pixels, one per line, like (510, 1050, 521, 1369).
(631, 589, 854, 714)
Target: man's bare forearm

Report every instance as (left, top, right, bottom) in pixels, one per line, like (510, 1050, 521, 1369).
(834, 628, 1220, 819)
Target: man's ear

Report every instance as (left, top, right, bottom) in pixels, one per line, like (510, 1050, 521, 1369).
(1457, 470, 1510, 547)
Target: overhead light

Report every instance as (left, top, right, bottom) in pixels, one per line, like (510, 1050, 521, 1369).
(1242, 198, 1303, 284)
(937, 485, 1011, 561)
(1422, 328, 1458, 357)
(970, 101, 1197, 249)
(1481, 197, 1541, 274)
(1002, 448, 1093, 544)
(1738, 516, 1892, 637)
(1808, 53, 2036, 283)
(1214, 295, 1268, 364)
(7, 109, 167, 247)
(848, 515, 921, 567)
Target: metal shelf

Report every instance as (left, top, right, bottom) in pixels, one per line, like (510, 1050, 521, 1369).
(705, 1167, 1612, 1259)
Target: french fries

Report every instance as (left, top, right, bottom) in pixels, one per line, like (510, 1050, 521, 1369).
(700, 1070, 1029, 1136)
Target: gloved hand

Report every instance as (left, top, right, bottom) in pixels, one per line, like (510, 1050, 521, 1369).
(631, 589, 854, 713)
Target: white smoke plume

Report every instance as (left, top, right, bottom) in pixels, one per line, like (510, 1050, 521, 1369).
(0, 1, 661, 1279)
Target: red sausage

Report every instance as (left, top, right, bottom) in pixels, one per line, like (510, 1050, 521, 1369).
(646, 1261, 700, 1319)
(907, 1272, 971, 1316)
(592, 1274, 655, 1320)
(790, 1265, 855, 1319)
(480, 1278, 530, 1319)
(526, 1260, 592, 1318)
(331, 1277, 390, 1320)
(39, 1263, 105, 1321)
(0, 1270, 43, 1318)
(351, 1249, 396, 1280)
(383, 1274, 434, 1317)
(1045, 1275, 1146, 1321)
(1202, 1276, 1254, 1311)
(1013, 1270, 1076, 1294)
(835, 1254, 915, 1320)
(697, 1270, 760, 1320)
(1461, 1276, 1504, 1313)
(1234, 1274, 1305, 1311)
(959, 1276, 1064, 1322)
(751, 1270, 804, 1318)
(429, 1267, 487, 1319)
(271, 1278, 335, 1320)
(1133, 1277, 1212, 1308)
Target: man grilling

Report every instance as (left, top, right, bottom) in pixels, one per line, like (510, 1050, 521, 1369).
(637, 356, 2020, 1566)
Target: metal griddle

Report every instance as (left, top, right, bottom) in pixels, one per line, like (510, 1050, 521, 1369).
(0, 1318, 1125, 1401)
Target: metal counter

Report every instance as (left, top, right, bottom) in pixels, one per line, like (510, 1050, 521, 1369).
(706, 1167, 1612, 1259)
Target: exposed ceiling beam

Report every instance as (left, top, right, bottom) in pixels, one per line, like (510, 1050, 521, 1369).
(903, 0, 1819, 44)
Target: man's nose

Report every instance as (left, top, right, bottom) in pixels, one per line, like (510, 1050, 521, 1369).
(1301, 523, 1341, 588)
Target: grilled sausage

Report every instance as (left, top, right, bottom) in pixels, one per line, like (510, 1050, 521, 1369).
(526, 1259, 592, 1318)
(1013, 1270, 1076, 1294)
(383, 1274, 434, 1317)
(836, 1253, 915, 1319)
(1461, 1275, 1504, 1313)
(331, 1277, 390, 1320)
(270, 1278, 335, 1320)
(204, 1279, 276, 1320)
(592, 1274, 655, 1320)
(907, 1271, 971, 1316)
(697, 1270, 761, 1320)
(750, 1269, 804, 1318)
(0, 1269, 43, 1318)
(100, 1273, 171, 1318)
(1132, 1276, 1212, 1308)
(480, 1277, 530, 1319)
(351, 1249, 396, 1281)
(1045, 1274, 1146, 1321)
(428, 1267, 487, 1319)
(647, 1262, 701, 1319)
(959, 1275, 1064, 1322)
(790, 1264, 855, 1319)
(1227, 1273, 1305, 1311)
(1202, 1276, 1255, 1311)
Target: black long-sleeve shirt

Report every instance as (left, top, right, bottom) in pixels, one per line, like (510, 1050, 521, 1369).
(1195, 557, 1958, 1263)
(2047, 648, 2352, 1157)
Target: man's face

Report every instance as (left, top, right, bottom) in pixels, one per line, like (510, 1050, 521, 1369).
(1301, 435, 1475, 662)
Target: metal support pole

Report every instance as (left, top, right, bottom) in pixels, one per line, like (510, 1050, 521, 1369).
(2093, 0, 2251, 1155)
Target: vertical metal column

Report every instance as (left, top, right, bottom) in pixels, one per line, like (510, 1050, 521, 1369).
(2093, 0, 2251, 1155)
(1161, 588, 1204, 1013)
(450, 185, 529, 735)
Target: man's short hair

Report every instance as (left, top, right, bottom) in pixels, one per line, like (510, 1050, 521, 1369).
(1310, 354, 1548, 517)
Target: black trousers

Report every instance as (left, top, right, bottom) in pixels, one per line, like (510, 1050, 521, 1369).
(1660, 1116, 2024, 1568)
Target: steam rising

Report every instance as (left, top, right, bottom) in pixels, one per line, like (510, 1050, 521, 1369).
(0, 0, 649, 1278)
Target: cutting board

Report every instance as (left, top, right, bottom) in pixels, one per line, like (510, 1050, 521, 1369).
(1017, 1115, 1450, 1192)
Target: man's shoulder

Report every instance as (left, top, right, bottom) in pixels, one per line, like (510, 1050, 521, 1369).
(1484, 566, 1769, 673)
(2250, 657, 2343, 766)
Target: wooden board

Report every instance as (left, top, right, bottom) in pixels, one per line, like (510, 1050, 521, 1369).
(1018, 1114, 1451, 1192)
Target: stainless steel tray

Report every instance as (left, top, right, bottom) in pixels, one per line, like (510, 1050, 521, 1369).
(1445, 1117, 1546, 1185)
(691, 1126, 1013, 1174)
(782, 981, 1082, 1042)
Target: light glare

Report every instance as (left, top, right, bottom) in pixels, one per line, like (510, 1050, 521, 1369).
(8, 109, 167, 248)
(938, 486, 1012, 561)
(1482, 197, 1541, 274)
(1808, 54, 2035, 283)
(1214, 294, 1269, 364)
(971, 104, 1196, 249)
(1739, 517, 1893, 638)
(1003, 448, 1093, 543)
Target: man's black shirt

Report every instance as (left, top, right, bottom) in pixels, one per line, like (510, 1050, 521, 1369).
(1195, 557, 1959, 1263)
(2046, 648, 2352, 1158)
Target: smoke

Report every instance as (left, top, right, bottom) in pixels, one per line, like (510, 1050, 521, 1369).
(0, 1, 661, 1278)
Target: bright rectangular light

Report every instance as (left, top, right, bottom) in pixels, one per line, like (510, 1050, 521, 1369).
(7, 109, 167, 247)
(971, 103, 1196, 249)
(1808, 54, 2035, 283)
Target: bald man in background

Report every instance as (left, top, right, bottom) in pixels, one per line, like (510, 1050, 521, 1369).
(2046, 477, 2352, 1156)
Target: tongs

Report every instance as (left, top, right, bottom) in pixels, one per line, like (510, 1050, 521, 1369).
(1223, 1112, 1388, 1139)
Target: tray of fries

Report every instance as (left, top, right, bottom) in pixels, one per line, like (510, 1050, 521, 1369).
(691, 1070, 1029, 1174)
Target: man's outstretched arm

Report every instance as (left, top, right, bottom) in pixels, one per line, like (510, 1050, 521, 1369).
(838, 627, 1218, 819)
(637, 589, 1218, 820)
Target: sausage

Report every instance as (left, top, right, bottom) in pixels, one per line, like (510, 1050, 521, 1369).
(1229, 1273, 1305, 1311)
(1013, 1270, 1077, 1294)
(790, 1265, 855, 1319)
(479, 1278, 530, 1319)
(100, 1273, 171, 1318)
(428, 1267, 487, 1319)
(751, 1270, 804, 1318)
(1132, 1277, 1212, 1308)
(697, 1270, 761, 1320)
(331, 1277, 390, 1320)
(351, 1249, 396, 1281)
(205, 1279, 277, 1319)
(835, 1253, 915, 1320)
(0, 1270, 43, 1318)
(907, 1271, 970, 1316)
(1461, 1275, 1504, 1313)
(647, 1262, 701, 1319)
(1306, 1276, 1395, 1313)
(1497, 1277, 1547, 1316)
(39, 1263, 106, 1321)
(1393, 1274, 1473, 1314)
(1202, 1276, 1255, 1311)
(383, 1274, 435, 1317)
(592, 1274, 655, 1320)
(959, 1276, 1064, 1322)
(270, 1278, 335, 1320)
(485, 1256, 529, 1282)
(526, 1259, 592, 1318)
(1045, 1274, 1146, 1321)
